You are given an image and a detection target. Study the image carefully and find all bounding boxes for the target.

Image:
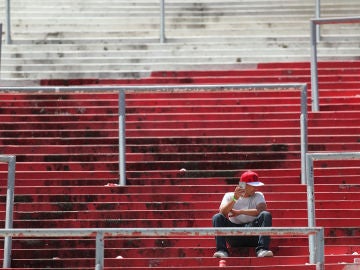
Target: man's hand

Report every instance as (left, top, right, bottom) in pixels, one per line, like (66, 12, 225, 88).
(229, 209, 242, 217)
(233, 185, 245, 200)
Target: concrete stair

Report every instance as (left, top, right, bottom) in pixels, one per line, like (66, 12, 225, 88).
(1, 0, 360, 83)
(0, 92, 119, 185)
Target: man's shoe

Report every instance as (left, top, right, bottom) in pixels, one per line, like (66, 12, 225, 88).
(257, 249, 274, 257)
(213, 250, 229, 258)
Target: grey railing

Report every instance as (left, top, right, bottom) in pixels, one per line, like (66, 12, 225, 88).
(160, 0, 166, 43)
(2, 0, 346, 45)
(0, 227, 325, 270)
(315, 0, 320, 41)
(0, 83, 309, 186)
(4, 0, 11, 44)
(0, 23, 2, 74)
(0, 155, 16, 268)
(3, 0, 166, 44)
(310, 16, 360, 112)
(305, 152, 360, 261)
(0, 84, 311, 268)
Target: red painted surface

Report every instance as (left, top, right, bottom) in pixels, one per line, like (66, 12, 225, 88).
(2, 61, 360, 269)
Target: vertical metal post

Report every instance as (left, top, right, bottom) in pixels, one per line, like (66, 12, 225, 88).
(300, 85, 308, 119)
(316, 228, 325, 270)
(3, 155, 16, 268)
(306, 154, 316, 227)
(118, 90, 126, 186)
(160, 0, 166, 43)
(5, 0, 12, 44)
(310, 20, 319, 112)
(300, 114, 307, 184)
(315, 0, 321, 42)
(300, 85, 308, 184)
(95, 232, 104, 270)
(0, 23, 2, 75)
(306, 154, 316, 264)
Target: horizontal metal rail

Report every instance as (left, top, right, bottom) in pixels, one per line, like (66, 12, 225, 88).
(0, 83, 306, 92)
(0, 227, 324, 270)
(0, 84, 313, 270)
(305, 151, 360, 270)
(310, 16, 360, 112)
(0, 23, 2, 74)
(0, 83, 308, 186)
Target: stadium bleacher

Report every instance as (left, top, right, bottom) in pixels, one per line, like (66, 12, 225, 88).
(1, 0, 360, 270)
(1, 0, 360, 83)
(1, 68, 360, 269)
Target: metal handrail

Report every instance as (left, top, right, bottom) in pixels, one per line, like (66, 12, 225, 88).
(5, 0, 11, 44)
(0, 227, 325, 270)
(4, 0, 166, 44)
(0, 84, 310, 268)
(0, 155, 16, 268)
(305, 151, 360, 265)
(0, 23, 2, 74)
(1, 0, 342, 45)
(310, 16, 360, 112)
(315, 0, 320, 41)
(0, 83, 308, 186)
(160, 0, 166, 43)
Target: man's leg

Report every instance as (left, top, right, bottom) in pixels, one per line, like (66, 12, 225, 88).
(247, 211, 272, 254)
(212, 213, 235, 254)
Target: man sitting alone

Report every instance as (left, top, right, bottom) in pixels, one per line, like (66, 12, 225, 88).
(212, 170, 273, 258)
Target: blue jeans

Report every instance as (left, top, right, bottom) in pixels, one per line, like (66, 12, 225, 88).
(212, 211, 272, 254)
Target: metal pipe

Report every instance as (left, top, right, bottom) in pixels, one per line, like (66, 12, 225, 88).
(0, 226, 323, 237)
(306, 154, 316, 264)
(310, 16, 360, 112)
(305, 151, 360, 269)
(95, 232, 104, 270)
(306, 154, 316, 228)
(118, 90, 126, 186)
(315, 0, 321, 42)
(0, 83, 307, 188)
(0, 227, 324, 269)
(1, 155, 16, 268)
(316, 227, 325, 270)
(300, 114, 307, 184)
(0, 23, 2, 75)
(160, 0, 166, 43)
(312, 16, 360, 24)
(5, 0, 12, 44)
(310, 20, 319, 112)
(300, 85, 308, 184)
(0, 83, 308, 92)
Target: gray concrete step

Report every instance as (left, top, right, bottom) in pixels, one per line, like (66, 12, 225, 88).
(1, 0, 360, 83)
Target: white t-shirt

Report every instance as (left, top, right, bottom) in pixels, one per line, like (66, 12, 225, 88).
(220, 191, 266, 224)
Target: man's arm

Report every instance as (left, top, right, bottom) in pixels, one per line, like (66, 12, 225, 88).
(219, 186, 244, 216)
(219, 196, 236, 216)
(229, 202, 267, 217)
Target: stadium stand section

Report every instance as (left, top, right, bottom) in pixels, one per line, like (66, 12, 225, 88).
(1, 62, 360, 269)
(1, 0, 360, 270)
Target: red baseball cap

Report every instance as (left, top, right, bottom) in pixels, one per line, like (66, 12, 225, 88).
(239, 170, 264, 187)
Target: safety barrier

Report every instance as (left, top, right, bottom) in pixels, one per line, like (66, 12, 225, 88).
(0, 84, 310, 268)
(0, 83, 309, 186)
(4, 1, 347, 45)
(0, 227, 325, 270)
(310, 16, 360, 112)
(0, 23, 2, 74)
(4, 0, 11, 44)
(0, 155, 16, 268)
(305, 152, 360, 260)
